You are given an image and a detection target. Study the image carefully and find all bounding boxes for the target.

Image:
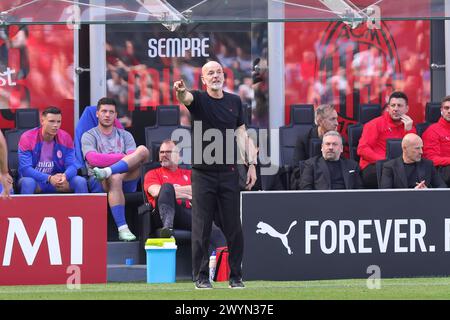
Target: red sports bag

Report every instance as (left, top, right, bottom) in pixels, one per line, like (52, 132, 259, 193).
(213, 246, 230, 282)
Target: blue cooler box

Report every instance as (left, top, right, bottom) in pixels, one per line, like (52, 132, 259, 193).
(145, 238, 177, 283)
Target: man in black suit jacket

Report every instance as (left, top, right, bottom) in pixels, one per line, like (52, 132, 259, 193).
(380, 133, 446, 189)
(299, 131, 362, 190)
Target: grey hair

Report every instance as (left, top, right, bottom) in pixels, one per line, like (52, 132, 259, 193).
(323, 130, 342, 140)
(315, 104, 335, 125)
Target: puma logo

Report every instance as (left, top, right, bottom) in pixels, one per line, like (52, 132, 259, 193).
(256, 220, 298, 255)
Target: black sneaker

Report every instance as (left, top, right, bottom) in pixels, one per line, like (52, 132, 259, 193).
(157, 227, 173, 238)
(229, 278, 245, 289)
(195, 279, 213, 290)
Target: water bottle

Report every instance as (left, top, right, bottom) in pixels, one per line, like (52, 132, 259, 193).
(209, 250, 216, 282)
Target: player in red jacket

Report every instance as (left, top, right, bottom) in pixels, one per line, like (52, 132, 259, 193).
(423, 95, 450, 186)
(357, 91, 416, 188)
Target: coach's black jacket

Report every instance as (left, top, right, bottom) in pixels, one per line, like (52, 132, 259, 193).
(299, 155, 362, 190)
(380, 157, 446, 189)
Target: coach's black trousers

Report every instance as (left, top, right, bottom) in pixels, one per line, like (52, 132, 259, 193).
(158, 183, 226, 248)
(191, 168, 243, 282)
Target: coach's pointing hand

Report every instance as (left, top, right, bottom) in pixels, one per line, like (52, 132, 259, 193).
(174, 79, 193, 106)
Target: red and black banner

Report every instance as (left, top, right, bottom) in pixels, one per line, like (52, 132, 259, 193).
(0, 25, 74, 135)
(285, 20, 430, 139)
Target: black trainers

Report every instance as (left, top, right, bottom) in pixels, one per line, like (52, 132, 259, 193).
(229, 278, 245, 289)
(195, 279, 213, 290)
(157, 227, 173, 238)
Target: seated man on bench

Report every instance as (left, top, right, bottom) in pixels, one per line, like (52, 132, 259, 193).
(18, 106, 88, 195)
(82, 97, 149, 241)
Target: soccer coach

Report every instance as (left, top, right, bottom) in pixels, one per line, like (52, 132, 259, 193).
(174, 60, 257, 289)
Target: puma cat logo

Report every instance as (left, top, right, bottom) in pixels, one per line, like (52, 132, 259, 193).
(256, 220, 298, 255)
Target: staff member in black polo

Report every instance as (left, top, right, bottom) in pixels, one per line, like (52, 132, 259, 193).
(174, 60, 257, 289)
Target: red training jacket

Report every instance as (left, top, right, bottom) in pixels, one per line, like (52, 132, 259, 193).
(143, 166, 192, 208)
(423, 117, 450, 166)
(357, 112, 416, 170)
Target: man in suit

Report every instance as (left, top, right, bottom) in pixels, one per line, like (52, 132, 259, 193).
(299, 131, 362, 190)
(380, 133, 446, 189)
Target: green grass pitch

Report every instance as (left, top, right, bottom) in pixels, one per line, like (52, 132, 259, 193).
(1, 277, 449, 300)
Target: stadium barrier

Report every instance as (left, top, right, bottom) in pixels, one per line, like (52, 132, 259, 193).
(242, 189, 450, 280)
(0, 194, 107, 285)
